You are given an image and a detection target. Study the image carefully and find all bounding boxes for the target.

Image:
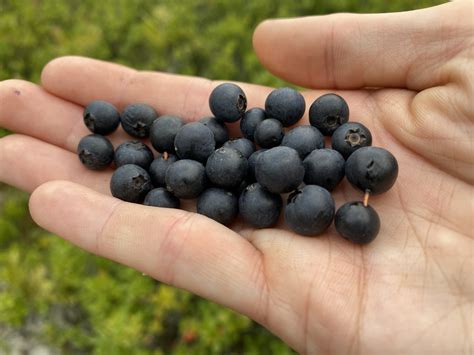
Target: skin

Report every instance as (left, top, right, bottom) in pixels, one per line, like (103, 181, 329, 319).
(0, 1, 472, 353)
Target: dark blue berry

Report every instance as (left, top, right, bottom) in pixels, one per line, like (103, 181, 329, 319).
(247, 149, 267, 182)
(303, 149, 345, 191)
(83, 100, 120, 135)
(209, 83, 247, 122)
(309, 93, 349, 136)
(197, 188, 238, 226)
(77, 134, 114, 170)
(239, 183, 282, 228)
(144, 188, 180, 209)
(335, 202, 380, 244)
(332, 122, 372, 159)
(174, 122, 216, 163)
(205, 147, 248, 189)
(255, 146, 304, 193)
(240, 108, 266, 141)
(121, 103, 158, 138)
(150, 115, 184, 153)
(223, 138, 255, 159)
(165, 159, 207, 199)
(281, 125, 324, 159)
(148, 153, 178, 187)
(345, 146, 398, 194)
(114, 141, 154, 169)
(254, 118, 284, 148)
(265, 87, 305, 127)
(285, 185, 335, 236)
(199, 116, 229, 147)
(110, 164, 153, 203)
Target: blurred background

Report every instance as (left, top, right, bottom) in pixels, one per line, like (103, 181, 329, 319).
(0, 0, 444, 354)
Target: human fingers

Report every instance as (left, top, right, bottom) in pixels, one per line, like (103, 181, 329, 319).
(253, 1, 471, 90)
(29, 180, 269, 324)
(0, 134, 111, 193)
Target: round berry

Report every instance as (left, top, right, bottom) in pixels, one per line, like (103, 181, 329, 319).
(239, 183, 282, 228)
(240, 108, 266, 141)
(121, 103, 158, 138)
(281, 125, 324, 159)
(200, 116, 229, 147)
(254, 118, 284, 148)
(197, 188, 238, 226)
(148, 153, 178, 187)
(255, 146, 304, 193)
(114, 141, 154, 169)
(150, 115, 184, 153)
(165, 159, 207, 199)
(303, 149, 345, 191)
(110, 164, 153, 203)
(77, 134, 114, 170)
(309, 93, 349, 136)
(174, 122, 216, 163)
(345, 146, 398, 194)
(144, 188, 180, 209)
(265, 87, 305, 127)
(83, 100, 120, 135)
(223, 138, 255, 159)
(205, 147, 248, 189)
(209, 83, 247, 122)
(332, 122, 372, 159)
(285, 185, 335, 236)
(335, 202, 380, 244)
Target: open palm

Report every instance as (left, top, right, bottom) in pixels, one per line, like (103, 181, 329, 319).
(0, 1, 472, 354)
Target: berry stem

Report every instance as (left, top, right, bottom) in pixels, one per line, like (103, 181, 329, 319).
(163, 151, 169, 160)
(363, 190, 370, 207)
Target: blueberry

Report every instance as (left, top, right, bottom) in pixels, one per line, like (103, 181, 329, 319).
(247, 149, 267, 182)
(255, 146, 304, 193)
(345, 146, 398, 194)
(332, 122, 372, 159)
(309, 93, 349, 136)
(148, 153, 178, 187)
(209, 83, 247, 122)
(254, 118, 284, 148)
(83, 100, 120, 135)
(197, 188, 238, 226)
(110, 164, 153, 203)
(205, 147, 248, 189)
(165, 159, 207, 199)
(285, 185, 335, 236)
(223, 138, 255, 159)
(264, 87, 306, 127)
(144, 187, 180, 209)
(240, 108, 266, 141)
(335, 202, 380, 244)
(114, 141, 154, 169)
(150, 115, 184, 153)
(121, 103, 158, 138)
(174, 122, 216, 163)
(303, 149, 345, 191)
(281, 125, 324, 159)
(239, 183, 282, 228)
(199, 116, 229, 147)
(77, 134, 114, 170)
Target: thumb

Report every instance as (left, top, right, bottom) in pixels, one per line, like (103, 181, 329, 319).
(252, 1, 468, 90)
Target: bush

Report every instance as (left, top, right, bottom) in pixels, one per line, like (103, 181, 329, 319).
(0, 0, 443, 353)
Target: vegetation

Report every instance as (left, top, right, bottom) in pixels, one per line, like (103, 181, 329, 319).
(0, 0, 444, 353)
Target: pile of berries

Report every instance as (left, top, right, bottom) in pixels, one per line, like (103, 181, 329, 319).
(77, 83, 398, 245)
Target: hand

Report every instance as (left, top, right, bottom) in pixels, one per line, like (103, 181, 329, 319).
(0, 1, 472, 353)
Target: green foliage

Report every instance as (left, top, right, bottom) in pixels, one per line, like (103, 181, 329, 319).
(0, 0, 444, 353)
